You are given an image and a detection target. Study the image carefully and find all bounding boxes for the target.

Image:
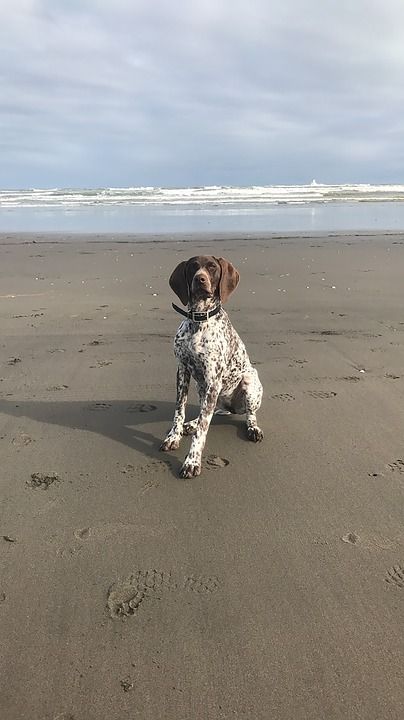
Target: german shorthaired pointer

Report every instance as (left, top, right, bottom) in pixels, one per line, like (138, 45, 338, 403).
(160, 255, 263, 478)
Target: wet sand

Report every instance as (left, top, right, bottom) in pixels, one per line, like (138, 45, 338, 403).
(1, 232, 404, 719)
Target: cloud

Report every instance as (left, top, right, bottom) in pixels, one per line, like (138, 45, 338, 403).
(1, 0, 404, 186)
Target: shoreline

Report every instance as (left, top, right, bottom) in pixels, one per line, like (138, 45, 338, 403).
(1, 228, 404, 245)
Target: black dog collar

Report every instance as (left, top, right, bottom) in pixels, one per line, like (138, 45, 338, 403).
(172, 302, 222, 323)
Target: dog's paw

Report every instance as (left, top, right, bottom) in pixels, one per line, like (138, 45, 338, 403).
(247, 426, 264, 442)
(179, 460, 201, 478)
(183, 420, 198, 436)
(160, 435, 180, 451)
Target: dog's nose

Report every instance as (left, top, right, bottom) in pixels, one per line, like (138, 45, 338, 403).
(196, 274, 207, 285)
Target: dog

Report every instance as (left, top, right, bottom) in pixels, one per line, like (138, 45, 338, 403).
(160, 255, 263, 478)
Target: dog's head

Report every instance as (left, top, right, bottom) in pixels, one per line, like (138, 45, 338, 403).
(169, 255, 240, 306)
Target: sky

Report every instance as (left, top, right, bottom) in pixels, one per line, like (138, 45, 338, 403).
(1, 0, 404, 189)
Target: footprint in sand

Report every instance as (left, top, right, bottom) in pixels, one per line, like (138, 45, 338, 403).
(88, 402, 112, 411)
(74, 527, 91, 540)
(126, 403, 156, 413)
(388, 459, 404, 474)
(108, 569, 220, 618)
(140, 478, 160, 494)
(271, 393, 295, 402)
(119, 463, 135, 474)
(306, 390, 337, 399)
(27, 472, 60, 489)
(119, 460, 167, 476)
(385, 565, 404, 588)
(205, 455, 229, 469)
(366, 535, 397, 551)
(140, 460, 167, 473)
(120, 678, 134, 692)
(12, 433, 32, 447)
(341, 532, 395, 550)
(341, 532, 360, 545)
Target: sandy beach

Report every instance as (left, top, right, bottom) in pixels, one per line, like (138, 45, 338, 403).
(1, 231, 404, 719)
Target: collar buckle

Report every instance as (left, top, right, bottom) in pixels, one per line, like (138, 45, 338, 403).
(191, 309, 205, 322)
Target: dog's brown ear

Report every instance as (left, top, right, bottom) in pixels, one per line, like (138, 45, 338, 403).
(216, 257, 240, 303)
(169, 261, 189, 306)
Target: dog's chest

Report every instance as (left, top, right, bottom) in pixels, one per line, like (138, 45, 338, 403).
(174, 315, 249, 384)
(175, 319, 225, 363)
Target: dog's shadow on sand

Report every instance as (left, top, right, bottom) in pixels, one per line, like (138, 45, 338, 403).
(0, 398, 248, 477)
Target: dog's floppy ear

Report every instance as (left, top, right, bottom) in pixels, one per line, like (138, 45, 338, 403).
(215, 257, 240, 303)
(169, 261, 189, 306)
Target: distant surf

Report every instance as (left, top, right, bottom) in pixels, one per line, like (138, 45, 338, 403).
(2, 183, 404, 208)
(1, 184, 404, 234)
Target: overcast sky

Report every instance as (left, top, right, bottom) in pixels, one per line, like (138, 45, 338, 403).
(1, 0, 404, 189)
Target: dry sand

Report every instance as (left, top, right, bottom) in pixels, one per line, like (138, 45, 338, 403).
(1, 231, 404, 719)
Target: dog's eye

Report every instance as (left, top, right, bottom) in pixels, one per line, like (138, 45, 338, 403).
(207, 262, 216, 271)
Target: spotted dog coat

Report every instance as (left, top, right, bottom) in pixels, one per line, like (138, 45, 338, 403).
(161, 255, 263, 478)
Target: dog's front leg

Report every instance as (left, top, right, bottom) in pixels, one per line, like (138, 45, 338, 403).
(179, 382, 220, 478)
(160, 363, 190, 451)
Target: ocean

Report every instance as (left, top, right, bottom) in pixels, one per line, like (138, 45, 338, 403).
(1, 183, 404, 235)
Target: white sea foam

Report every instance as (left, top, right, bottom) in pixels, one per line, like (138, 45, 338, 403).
(2, 184, 404, 209)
